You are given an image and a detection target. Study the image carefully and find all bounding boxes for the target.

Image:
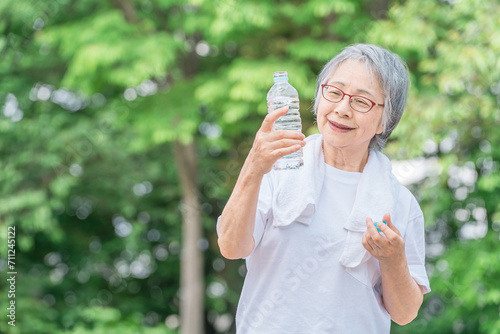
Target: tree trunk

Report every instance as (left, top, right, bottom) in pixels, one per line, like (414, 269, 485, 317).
(174, 140, 205, 334)
(110, 0, 138, 23)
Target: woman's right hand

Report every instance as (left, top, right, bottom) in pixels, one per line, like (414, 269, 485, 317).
(245, 106, 306, 176)
(219, 106, 305, 259)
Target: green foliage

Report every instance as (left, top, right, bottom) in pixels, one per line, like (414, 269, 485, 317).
(38, 10, 180, 93)
(368, 0, 500, 332)
(393, 232, 500, 334)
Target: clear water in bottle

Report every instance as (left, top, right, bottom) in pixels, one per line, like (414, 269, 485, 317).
(267, 71, 303, 170)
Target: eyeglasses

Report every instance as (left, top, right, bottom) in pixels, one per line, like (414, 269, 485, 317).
(321, 84, 384, 113)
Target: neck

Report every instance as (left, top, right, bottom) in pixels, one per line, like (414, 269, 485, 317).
(322, 142, 370, 172)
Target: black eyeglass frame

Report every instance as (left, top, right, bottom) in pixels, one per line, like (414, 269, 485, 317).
(321, 84, 385, 113)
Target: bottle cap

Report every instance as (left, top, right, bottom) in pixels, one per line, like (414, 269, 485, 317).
(273, 71, 288, 82)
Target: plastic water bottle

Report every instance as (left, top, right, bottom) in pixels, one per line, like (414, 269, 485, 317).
(267, 71, 303, 170)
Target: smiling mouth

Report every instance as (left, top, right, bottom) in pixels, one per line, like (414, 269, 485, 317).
(330, 121, 355, 130)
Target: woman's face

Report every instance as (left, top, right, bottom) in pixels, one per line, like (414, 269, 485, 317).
(317, 60, 385, 154)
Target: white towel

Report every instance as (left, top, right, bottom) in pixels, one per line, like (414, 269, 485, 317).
(270, 134, 400, 268)
(338, 148, 400, 268)
(272, 133, 325, 227)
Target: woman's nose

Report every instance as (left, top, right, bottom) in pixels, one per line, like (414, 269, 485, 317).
(335, 96, 353, 117)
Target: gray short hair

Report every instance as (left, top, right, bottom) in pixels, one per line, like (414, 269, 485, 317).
(313, 44, 409, 151)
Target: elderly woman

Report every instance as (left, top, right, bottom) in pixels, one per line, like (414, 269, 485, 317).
(217, 44, 430, 333)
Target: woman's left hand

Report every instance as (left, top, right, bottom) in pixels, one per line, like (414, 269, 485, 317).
(362, 213, 405, 266)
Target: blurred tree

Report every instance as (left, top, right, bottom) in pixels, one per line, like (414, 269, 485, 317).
(0, 0, 202, 332)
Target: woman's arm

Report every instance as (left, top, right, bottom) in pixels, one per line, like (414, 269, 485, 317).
(217, 165, 263, 259)
(362, 213, 424, 325)
(378, 251, 423, 325)
(218, 107, 306, 259)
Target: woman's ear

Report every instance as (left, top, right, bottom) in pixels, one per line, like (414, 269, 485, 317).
(376, 120, 384, 135)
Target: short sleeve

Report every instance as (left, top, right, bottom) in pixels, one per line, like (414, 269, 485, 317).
(404, 207, 431, 294)
(215, 172, 273, 257)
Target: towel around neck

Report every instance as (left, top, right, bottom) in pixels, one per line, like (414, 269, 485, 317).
(269, 133, 401, 268)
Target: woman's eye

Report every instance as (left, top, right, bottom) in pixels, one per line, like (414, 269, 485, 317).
(353, 97, 370, 106)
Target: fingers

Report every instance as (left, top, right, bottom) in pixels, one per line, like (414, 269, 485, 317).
(366, 217, 382, 236)
(266, 132, 306, 146)
(362, 233, 372, 252)
(362, 230, 379, 253)
(265, 138, 306, 151)
(260, 106, 290, 133)
(363, 215, 406, 263)
(383, 213, 401, 236)
(271, 143, 304, 158)
(253, 107, 306, 161)
(363, 218, 378, 253)
(259, 106, 305, 142)
(252, 138, 305, 163)
(364, 218, 385, 249)
(375, 214, 401, 239)
(248, 106, 306, 175)
(383, 213, 392, 226)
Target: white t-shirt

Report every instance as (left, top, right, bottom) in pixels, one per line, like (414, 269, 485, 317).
(224, 161, 430, 334)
